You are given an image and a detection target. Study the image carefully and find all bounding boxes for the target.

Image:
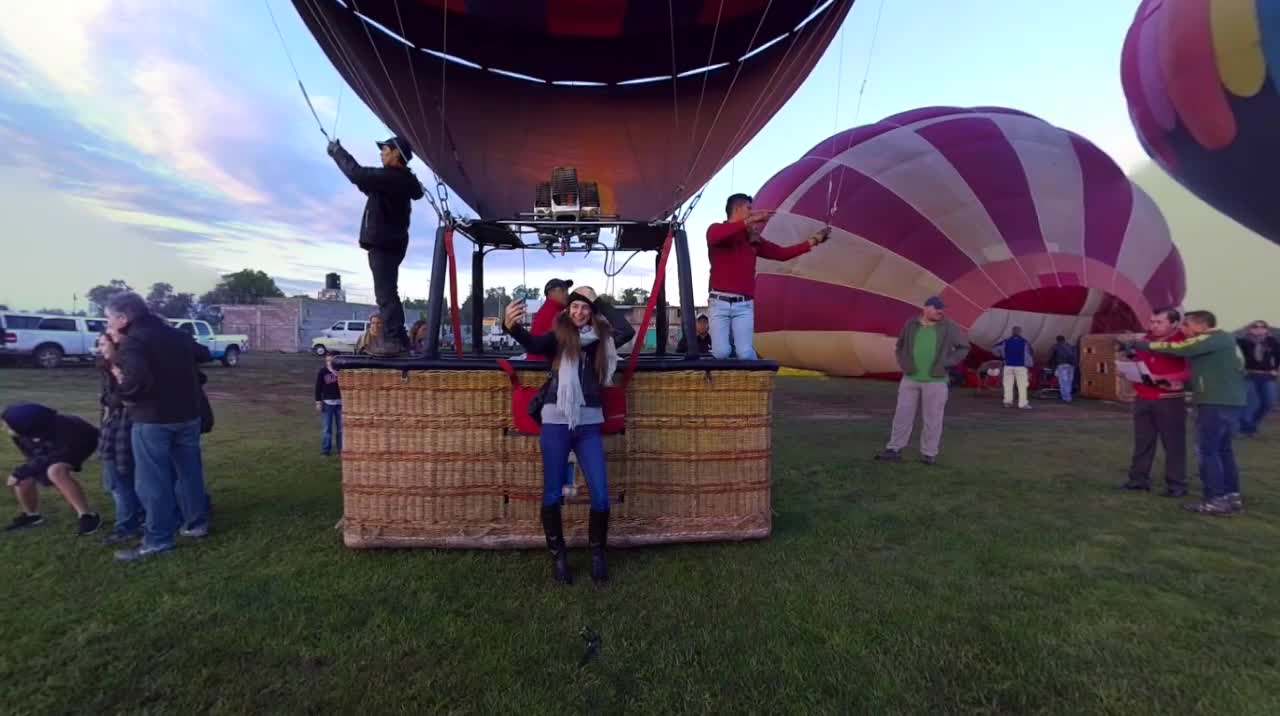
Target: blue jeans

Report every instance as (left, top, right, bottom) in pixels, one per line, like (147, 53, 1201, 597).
(1055, 365, 1074, 402)
(101, 460, 144, 533)
(710, 297, 755, 360)
(1240, 374, 1277, 434)
(1196, 406, 1241, 500)
(539, 423, 609, 511)
(132, 419, 208, 548)
(321, 403, 343, 454)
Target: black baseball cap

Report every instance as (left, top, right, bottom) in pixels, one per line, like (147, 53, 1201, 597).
(924, 296, 946, 309)
(545, 278, 573, 293)
(376, 136, 413, 162)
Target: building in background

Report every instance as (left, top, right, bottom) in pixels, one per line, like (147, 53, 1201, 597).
(219, 296, 377, 352)
(317, 272, 346, 302)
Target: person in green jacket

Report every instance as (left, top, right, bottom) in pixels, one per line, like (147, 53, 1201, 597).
(1123, 310, 1246, 516)
(874, 296, 970, 465)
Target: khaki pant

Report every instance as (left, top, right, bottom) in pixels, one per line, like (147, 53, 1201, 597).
(886, 378, 950, 458)
(1003, 366, 1030, 407)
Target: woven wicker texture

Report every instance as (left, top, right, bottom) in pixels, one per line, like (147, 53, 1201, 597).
(341, 368, 775, 548)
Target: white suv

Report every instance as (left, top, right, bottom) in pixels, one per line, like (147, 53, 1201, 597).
(311, 319, 368, 355)
(0, 312, 108, 368)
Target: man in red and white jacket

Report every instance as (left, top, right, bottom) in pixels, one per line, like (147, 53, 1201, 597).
(525, 278, 573, 362)
(1121, 308, 1192, 496)
(706, 193, 829, 359)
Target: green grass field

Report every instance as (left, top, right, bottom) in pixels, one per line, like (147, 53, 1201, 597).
(2, 354, 1278, 714)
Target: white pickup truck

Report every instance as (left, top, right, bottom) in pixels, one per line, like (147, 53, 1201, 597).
(169, 320, 249, 367)
(0, 312, 108, 368)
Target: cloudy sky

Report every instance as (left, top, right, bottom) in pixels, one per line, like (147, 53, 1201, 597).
(2, 0, 1276, 323)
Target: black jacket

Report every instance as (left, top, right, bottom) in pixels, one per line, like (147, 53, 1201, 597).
(677, 332, 712, 354)
(1049, 342, 1076, 368)
(329, 143, 425, 250)
(1238, 335, 1280, 373)
(505, 305, 636, 409)
(115, 314, 214, 425)
(315, 367, 342, 402)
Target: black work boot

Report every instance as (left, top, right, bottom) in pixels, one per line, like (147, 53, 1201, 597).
(540, 505, 573, 584)
(588, 509, 609, 585)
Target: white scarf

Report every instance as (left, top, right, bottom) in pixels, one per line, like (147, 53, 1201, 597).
(556, 324, 619, 430)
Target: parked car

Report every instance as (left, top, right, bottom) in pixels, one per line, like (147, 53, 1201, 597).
(169, 319, 249, 367)
(0, 312, 108, 368)
(311, 319, 368, 355)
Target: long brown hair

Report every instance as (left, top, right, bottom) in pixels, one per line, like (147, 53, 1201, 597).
(96, 332, 118, 378)
(551, 311, 614, 385)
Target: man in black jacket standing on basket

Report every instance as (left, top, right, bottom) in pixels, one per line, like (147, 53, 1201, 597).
(328, 135, 425, 356)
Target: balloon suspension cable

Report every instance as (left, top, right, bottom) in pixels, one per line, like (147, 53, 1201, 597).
(330, 84, 344, 138)
(264, 0, 330, 141)
(825, 22, 846, 224)
(830, 0, 887, 222)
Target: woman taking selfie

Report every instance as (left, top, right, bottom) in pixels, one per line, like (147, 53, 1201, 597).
(503, 289, 635, 585)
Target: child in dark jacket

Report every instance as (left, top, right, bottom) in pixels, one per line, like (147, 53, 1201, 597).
(314, 353, 343, 456)
(97, 332, 144, 544)
(3, 403, 102, 535)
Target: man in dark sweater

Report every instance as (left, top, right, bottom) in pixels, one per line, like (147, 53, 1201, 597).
(314, 353, 343, 456)
(1237, 320, 1280, 436)
(705, 193, 829, 360)
(328, 135, 425, 356)
(107, 292, 214, 560)
(676, 314, 712, 355)
(1124, 310, 1247, 516)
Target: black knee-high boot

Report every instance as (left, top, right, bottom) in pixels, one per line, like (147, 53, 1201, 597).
(540, 505, 572, 584)
(588, 509, 609, 584)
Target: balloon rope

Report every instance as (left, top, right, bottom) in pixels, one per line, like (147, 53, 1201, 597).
(825, 23, 846, 222)
(830, 0, 887, 219)
(264, 0, 330, 140)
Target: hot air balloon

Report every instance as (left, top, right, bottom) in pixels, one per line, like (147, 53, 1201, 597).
(752, 106, 1187, 377)
(1121, 0, 1280, 245)
(293, 0, 854, 221)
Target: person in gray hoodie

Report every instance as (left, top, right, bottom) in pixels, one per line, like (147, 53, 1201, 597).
(874, 296, 970, 465)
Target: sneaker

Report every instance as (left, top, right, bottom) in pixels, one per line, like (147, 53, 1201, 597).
(873, 449, 902, 462)
(179, 524, 209, 539)
(114, 543, 174, 562)
(1117, 481, 1151, 492)
(920, 455, 937, 466)
(77, 513, 102, 536)
(99, 529, 141, 547)
(3, 513, 45, 531)
(1018, 404, 1032, 410)
(1225, 492, 1244, 512)
(1182, 497, 1236, 516)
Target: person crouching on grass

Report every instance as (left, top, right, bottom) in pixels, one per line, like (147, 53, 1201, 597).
(315, 352, 343, 456)
(502, 289, 635, 586)
(3, 403, 102, 535)
(97, 332, 145, 545)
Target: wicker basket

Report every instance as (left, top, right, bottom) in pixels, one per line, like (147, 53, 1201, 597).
(340, 368, 776, 549)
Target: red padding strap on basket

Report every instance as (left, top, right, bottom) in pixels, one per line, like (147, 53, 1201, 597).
(443, 225, 463, 358)
(620, 226, 674, 388)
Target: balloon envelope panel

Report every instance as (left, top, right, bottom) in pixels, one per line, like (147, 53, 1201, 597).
(293, 0, 854, 220)
(752, 106, 1186, 377)
(1121, 0, 1280, 245)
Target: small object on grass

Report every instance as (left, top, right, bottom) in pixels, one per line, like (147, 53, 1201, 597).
(579, 626, 601, 667)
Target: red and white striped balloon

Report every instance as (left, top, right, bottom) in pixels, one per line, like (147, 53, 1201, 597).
(752, 106, 1186, 377)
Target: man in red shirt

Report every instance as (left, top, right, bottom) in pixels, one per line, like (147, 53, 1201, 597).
(706, 193, 829, 359)
(1120, 308, 1191, 496)
(525, 278, 573, 362)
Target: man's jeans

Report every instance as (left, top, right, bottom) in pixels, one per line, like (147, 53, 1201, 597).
(368, 244, 408, 343)
(102, 459, 144, 533)
(321, 403, 343, 455)
(132, 418, 208, 548)
(1055, 365, 1074, 402)
(1196, 406, 1241, 500)
(1240, 373, 1277, 435)
(710, 297, 755, 360)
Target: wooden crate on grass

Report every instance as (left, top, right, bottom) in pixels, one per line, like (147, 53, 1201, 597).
(1080, 333, 1143, 402)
